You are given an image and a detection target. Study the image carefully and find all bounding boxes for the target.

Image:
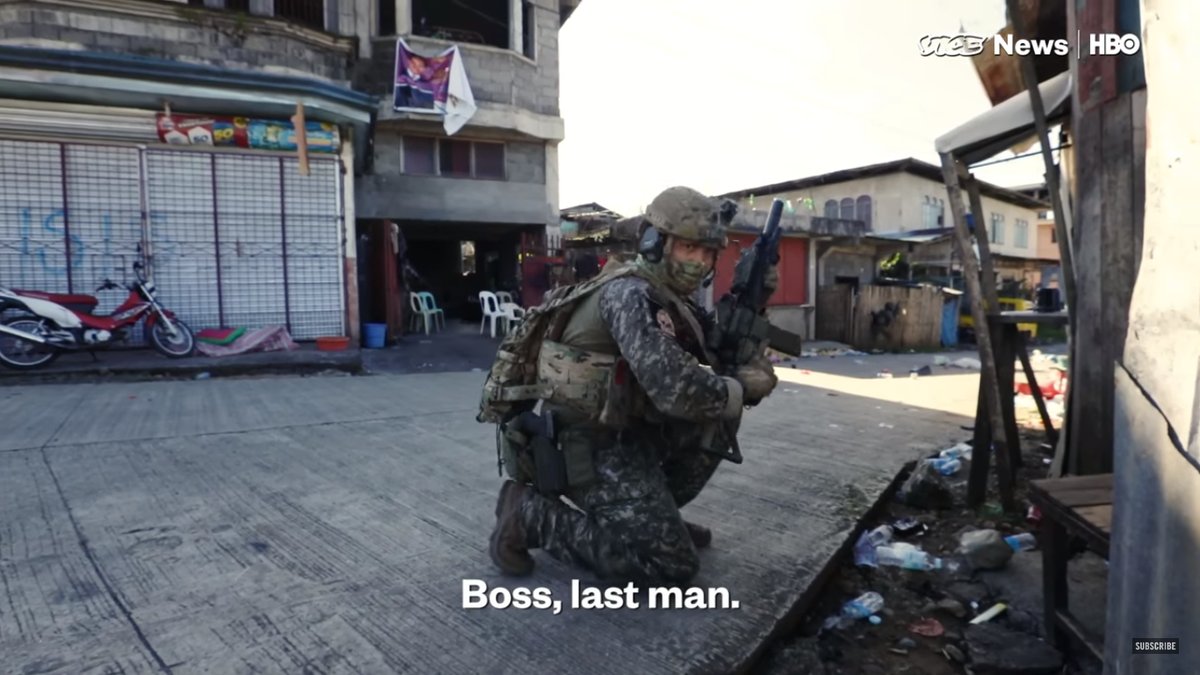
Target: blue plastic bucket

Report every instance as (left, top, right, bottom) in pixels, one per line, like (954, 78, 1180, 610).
(363, 323, 387, 349)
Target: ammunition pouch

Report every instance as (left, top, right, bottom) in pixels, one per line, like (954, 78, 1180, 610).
(496, 411, 599, 495)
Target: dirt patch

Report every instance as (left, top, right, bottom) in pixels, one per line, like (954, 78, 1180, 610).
(755, 424, 1105, 675)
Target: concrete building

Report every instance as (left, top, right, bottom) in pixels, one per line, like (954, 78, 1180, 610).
(1010, 182, 1063, 290)
(719, 158, 1050, 292)
(353, 0, 575, 323)
(0, 0, 579, 340)
(0, 0, 376, 340)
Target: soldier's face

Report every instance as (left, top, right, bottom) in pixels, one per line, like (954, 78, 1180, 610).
(668, 239, 716, 271)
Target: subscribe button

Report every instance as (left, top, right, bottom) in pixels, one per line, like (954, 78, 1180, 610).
(1133, 639, 1179, 654)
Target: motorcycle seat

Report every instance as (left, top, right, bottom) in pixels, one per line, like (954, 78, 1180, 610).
(12, 290, 99, 312)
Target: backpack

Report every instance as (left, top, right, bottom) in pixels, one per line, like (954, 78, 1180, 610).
(476, 262, 640, 425)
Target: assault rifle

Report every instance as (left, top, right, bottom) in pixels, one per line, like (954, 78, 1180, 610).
(702, 198, 800, 464)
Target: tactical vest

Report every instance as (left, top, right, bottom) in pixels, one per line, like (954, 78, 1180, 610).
(477, 260, 712, 428)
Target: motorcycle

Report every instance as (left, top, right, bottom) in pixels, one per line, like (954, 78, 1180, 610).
(0, 255, 195, 370)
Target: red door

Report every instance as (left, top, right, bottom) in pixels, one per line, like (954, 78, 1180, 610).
(712, 235, 808, 306)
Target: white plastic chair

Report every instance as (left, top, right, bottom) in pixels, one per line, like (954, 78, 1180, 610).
(478, 291, 505, 338)
(496, 291, 515, 306)
(500, 302, 526, 334)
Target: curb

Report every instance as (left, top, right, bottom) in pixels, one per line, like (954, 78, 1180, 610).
(0, 352, 365, 386)
(738, 459, 918, 673)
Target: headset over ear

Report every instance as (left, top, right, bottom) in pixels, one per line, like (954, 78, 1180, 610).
(638, 222, 666, 263)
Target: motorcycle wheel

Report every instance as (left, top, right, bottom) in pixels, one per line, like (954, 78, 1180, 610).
(149, 318, 195, 358)
(0, 316, 60, 370)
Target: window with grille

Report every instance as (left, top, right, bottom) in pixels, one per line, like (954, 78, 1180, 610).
(474, 143, 506, 179)
(275, 0, 325, 31)
(839, 198, 854, 220)
(402, 136, 508, 180)
(522, 0, 537, 58)
(823, 199, 838, 218)
(990, 213, 1005, 244)
(1014, 218, 1029, 248)
(855, 195, 872, 229)
(402, 137, 437, 175)
(921, 196, 944, 229)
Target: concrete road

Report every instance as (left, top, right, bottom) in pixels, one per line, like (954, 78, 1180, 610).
(0, 370, 976, 674)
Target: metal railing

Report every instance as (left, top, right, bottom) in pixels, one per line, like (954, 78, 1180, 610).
(275, 0, 326, 32)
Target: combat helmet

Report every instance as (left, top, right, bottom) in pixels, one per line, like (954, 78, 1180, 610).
(644, 186, 735, 250)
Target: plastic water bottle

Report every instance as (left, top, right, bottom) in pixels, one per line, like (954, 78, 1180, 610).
(931, 457, 962, 476)
(939, 443, 973, 461)
(875, 545, 944, 571)
(1005, 533, 1038, 552)
(866, 525, 894, 547)
(841, 592, 885, 619)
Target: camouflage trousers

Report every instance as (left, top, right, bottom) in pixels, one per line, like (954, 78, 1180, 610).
(519, 423, 726, 584)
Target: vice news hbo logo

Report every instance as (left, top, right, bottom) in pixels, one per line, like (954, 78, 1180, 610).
(919, 32, 1141, 58)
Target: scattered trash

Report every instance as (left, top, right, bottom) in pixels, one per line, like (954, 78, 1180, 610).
(853, 531, 878, 567)
(909, 365, 933, 377)
(969, 602, 1008, 624)
(1026, 505, 1043, 524)
(935, 598, 968, 618)
(897, 459, 955, 510)
(1004, 533, 1038, 552)
(879, 422, 895, 429)
(943, 644, 967, 663)
(952, 357, 982, 370)
(933, 355, 950, 366)
(897, 637, 918, 650)
(888, 647, 909, 656)
(979, 502, 1004, 517)
(854, 359, 866, 365)
(959, 529, 1014, 570)
(877, 370, 894, 379)
(938, 442, 973, 461)
(892, 517, 928, 538)
(875, 543, 944, 571)
(866, 525, 894, 547)
(825, 591, 885, 630)
(908, 617, 945, 637)
(868, 615, 883, 625)
(195, 372, 211, 380)
(930, 457, 962, 476)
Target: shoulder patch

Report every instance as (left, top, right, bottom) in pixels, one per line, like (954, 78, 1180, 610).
(655, 307, 676, 337)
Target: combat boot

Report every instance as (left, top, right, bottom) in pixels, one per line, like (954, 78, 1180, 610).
(490, 480, 534, 576)
(684, 521, 712, 549)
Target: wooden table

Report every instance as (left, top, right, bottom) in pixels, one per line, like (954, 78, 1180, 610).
(1029, 473, 1112, 661)
(968, 310, 1069, 506)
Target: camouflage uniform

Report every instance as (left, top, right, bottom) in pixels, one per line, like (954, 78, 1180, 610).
(487, 186, 776, 584)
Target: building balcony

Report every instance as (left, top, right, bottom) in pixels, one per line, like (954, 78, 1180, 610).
(357, 35, 562, 142)
(0, 0, 357, 84)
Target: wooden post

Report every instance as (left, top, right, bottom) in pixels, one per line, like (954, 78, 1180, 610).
(292, 102, 310, 176)
(941, 152, 1016, 512)
(1005, 0, 1077, 315)
(961, 172, 1002, 309)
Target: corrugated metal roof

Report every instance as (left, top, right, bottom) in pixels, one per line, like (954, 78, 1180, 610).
(715, 158, 1049, 210)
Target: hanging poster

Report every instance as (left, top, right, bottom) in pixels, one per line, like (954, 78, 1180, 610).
(155, 114, 341, 153)
(393, 38, 478, 135)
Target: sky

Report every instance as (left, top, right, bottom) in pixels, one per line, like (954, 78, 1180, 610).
(557, 0, 1048, 217)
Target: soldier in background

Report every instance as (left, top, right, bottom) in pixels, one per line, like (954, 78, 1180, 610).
(485, 186, 778, 584)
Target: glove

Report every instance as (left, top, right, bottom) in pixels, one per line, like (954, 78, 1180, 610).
(736, 355, 778, 404)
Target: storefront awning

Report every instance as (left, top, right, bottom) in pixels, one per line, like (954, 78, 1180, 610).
(0, 46, 378, 170)
(934, 72, 1072, 165)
